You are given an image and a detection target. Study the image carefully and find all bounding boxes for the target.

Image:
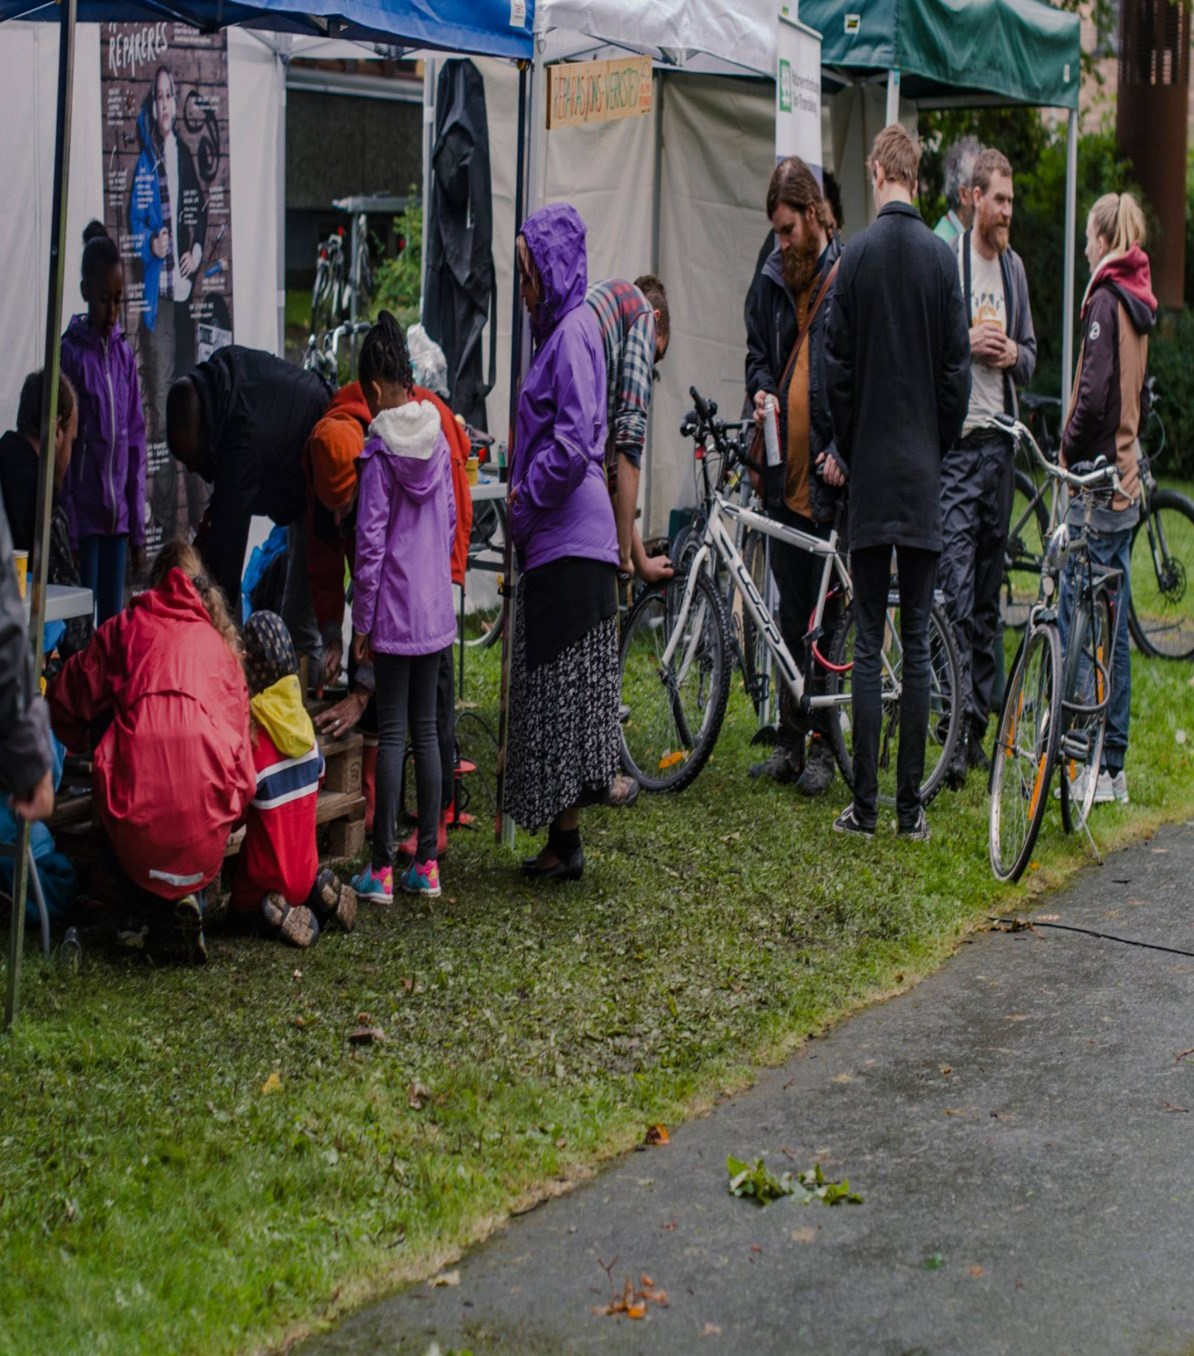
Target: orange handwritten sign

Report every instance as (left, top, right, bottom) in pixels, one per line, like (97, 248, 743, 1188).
(546, 56, 653, 130)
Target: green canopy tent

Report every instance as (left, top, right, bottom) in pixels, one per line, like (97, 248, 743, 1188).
(801, 0, 1082, 406)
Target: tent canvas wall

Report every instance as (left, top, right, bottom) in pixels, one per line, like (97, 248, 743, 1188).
(0, 22, 284, 425)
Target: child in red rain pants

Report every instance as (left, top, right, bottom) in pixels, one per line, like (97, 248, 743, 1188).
(231, 611, 356, 947)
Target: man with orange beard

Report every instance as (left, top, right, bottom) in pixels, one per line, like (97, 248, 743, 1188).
(305, 373, 472, 858)
(938, 148, 1036, 786)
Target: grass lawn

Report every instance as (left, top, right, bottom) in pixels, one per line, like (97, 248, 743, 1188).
(2, 633, 1192, 1355)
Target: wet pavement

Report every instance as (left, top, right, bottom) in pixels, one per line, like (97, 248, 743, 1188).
(300, 823, 1194, 1356)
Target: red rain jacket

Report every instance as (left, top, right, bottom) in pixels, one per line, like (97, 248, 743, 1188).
(49, 568, 254, 899)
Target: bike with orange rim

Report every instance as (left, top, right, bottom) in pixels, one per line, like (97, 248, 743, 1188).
(990, 623, 1061, 882)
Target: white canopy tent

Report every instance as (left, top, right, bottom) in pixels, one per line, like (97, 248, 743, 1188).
(467, 0, 782, 536)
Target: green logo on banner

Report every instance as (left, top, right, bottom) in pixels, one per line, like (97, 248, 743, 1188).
(779, 58, 792, 112)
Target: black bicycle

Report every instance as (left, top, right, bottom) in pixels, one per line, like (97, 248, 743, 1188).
(988, 414, 1122, 882)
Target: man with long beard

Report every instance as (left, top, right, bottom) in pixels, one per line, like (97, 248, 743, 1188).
(744, 157, 846, 796)
(938, 147, 1036, 785)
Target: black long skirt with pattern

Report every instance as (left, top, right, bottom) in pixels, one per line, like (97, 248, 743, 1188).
(505, 584, 621, 832)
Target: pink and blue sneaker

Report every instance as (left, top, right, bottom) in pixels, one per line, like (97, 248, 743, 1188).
(400, 859, 441, 898)
(350, 863, 394, 905)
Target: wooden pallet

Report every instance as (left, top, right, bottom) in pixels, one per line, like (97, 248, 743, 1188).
(50, 725, 368, 870)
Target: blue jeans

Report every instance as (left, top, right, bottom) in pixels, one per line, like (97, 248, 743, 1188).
(78, 533, 128, 625)
(1059, 524, 1132, 773)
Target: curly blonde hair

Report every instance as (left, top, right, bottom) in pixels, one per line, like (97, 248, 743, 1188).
(150, 538, 242, 665)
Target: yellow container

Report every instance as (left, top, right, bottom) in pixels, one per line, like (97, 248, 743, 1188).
(466, 455, 479, 486)
(13, 550, 28, 600)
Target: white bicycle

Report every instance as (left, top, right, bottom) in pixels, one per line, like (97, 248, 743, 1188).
(619, 386, 963, 803)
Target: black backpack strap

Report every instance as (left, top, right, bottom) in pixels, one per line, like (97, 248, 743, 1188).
(962, 228, 972, 323)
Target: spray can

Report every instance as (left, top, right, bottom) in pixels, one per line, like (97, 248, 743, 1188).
(762, 394, 781, 468)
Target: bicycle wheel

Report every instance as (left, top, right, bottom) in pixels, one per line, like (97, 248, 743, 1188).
(1128, 488, 1194, 660)
(825, 597, 962, 808)
(619, 571, 730, 793)
(989, 623, 1062, 882)
(739, 529, 778, 718)
(1001, 467, 1049, 630)
(1059, 591, 1111, 835)
(459, 500, 506, 650)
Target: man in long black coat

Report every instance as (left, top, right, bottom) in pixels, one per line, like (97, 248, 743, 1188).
(825, 124, 970, 840)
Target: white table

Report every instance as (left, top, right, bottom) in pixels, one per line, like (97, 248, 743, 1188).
(22, 583, 94, 626)
(470, 475, 507, 503)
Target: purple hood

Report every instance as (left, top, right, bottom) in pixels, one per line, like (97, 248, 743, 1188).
(59, 314, 146, 547)
(352, 401, 457, 657)
(512, 204, 616, 573)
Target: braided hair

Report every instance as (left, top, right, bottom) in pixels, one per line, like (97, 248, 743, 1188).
(358, 310, 414, 395)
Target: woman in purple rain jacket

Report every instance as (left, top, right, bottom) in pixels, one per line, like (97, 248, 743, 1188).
(505, 203, 622, 882)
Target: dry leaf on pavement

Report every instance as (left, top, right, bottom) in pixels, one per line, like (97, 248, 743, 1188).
(645, 1124, 670, 1146)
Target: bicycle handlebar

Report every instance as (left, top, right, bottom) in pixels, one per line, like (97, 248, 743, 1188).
(980, 413, 1120, 496)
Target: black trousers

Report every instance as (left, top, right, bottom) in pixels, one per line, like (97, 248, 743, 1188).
(768, 504, 836, 749)
(356, 643, 455, 810)
(938, 434, 1015, 736)
(373, 651, 441, 870)
(850, 543, 938, 827)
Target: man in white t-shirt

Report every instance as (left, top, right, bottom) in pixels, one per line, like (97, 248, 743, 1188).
(938, 148, 1037, 785)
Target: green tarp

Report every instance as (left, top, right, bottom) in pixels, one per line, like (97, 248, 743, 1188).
(801, 0, 1081, 110)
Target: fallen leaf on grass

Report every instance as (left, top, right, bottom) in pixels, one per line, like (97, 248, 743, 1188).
(431, 1270, 460, 1287)
(357, 1011, 371, 1024)
(401, 976, 414, 992)
(939, 1065, 953, 1076)
(969, 1266, 985, 1278)
(292, 969, 303, 980)
(408, 1080, 430, 1109)
(349, 1026, 386, 1046)
(644, 1124, 670, 1146)
(260, 1071, 282, 1095)
(293, 1016, 306, 1029)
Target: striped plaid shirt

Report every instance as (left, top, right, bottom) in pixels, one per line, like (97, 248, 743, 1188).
(585, 279, 657, 475)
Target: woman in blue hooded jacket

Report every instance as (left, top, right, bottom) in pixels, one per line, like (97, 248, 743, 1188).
(505, 204, 621, 881)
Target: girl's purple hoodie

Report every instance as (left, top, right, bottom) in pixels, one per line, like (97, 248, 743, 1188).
(353, 400, 457, 657)
(511, 203, 617, 573)
(59, 314, 146, 547)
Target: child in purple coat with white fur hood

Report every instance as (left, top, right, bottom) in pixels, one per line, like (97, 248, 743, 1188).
(348, 313, 456, 906)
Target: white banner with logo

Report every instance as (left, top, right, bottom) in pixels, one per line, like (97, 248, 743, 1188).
(775, 13, 822, 178)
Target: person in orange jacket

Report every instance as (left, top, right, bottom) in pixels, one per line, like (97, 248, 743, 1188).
(304, 370, 472, 858)
(48, 538, 254, 963)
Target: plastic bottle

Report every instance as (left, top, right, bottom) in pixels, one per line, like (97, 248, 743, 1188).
(763, 394, 781, 468)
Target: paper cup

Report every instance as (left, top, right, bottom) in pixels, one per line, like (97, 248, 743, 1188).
(12, 550, 28, 600)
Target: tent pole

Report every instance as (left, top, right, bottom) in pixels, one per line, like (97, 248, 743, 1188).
(6, 0, 76, 1033)
(495, 59, 532, 851)
(277, 49, 288, 357)
(885, 67, 900, 125)
(643, 69, 665, 539)
(1061, 107, 1078, 413)
(420, 57, 436, 315)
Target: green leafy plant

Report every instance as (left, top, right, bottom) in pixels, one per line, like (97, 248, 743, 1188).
(727, 1156, 863, 1206)
(371, 193, 423, 331)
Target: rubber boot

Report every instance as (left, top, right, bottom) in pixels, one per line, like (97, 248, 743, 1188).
(397, 810, 449, 863)
(362, 738, 379, 836)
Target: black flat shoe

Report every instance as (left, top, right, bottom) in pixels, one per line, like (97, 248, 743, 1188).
(520, 848, 584, 881)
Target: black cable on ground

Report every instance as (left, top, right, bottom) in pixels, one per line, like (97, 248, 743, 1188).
(989, 915, 1194, 960)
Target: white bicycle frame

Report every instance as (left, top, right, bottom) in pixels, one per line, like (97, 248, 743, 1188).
(663, 493, 860, 712)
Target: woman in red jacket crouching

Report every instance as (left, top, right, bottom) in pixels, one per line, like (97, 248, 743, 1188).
(49, 539, 254, 962)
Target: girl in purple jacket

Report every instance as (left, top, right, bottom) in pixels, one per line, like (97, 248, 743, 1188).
(348, 313, 456, 905)
(60, 223, 147, 623)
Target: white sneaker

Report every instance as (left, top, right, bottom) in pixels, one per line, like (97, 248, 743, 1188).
(1094, 770, 1129, 805)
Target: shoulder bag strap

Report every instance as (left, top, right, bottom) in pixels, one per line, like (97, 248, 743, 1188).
(776, 258, 841, 396)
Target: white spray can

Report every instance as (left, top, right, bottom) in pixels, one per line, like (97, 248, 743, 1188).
(762, 394, 781, 468)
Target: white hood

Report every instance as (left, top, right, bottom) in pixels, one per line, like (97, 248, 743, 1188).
(369, 400, 442, 460)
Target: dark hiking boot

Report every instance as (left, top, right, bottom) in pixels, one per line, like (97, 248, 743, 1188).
(749, 744, 803, 784)
(795, 735, 836, 797)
